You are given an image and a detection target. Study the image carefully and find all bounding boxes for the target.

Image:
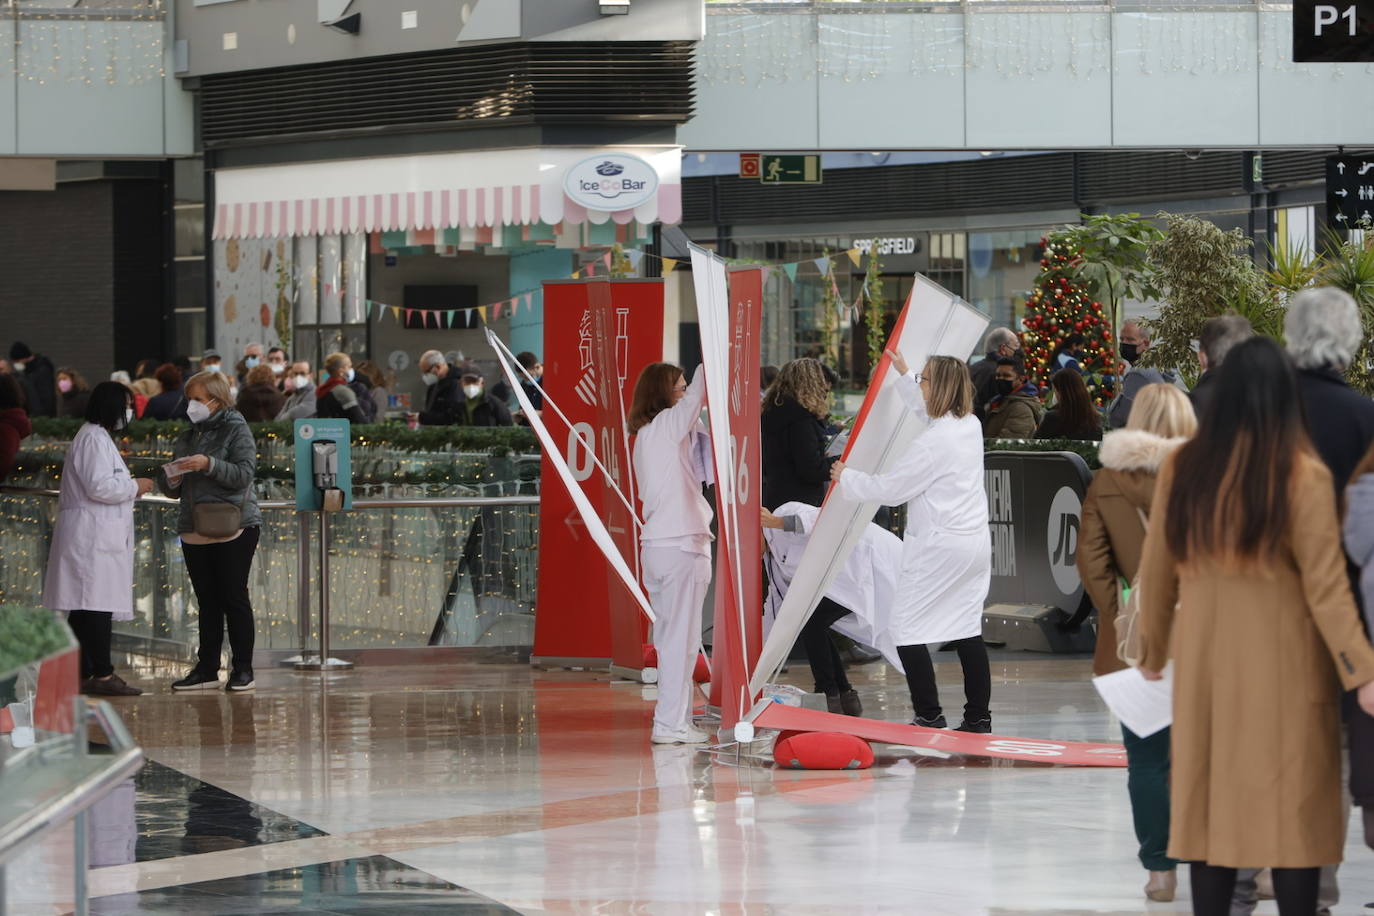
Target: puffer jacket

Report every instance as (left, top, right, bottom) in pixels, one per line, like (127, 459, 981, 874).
(157, 407, 262, 534)
(1076, 428, 1187, 675)
(1344, 473, 1374, 636)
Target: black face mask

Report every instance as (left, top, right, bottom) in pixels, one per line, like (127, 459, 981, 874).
(1119, 342, 1139, 364)
(994, 378, 1016, 397)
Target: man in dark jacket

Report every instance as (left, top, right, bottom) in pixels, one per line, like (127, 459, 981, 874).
(9, 342, 56, 417)
(414, 349, 464, 426)
(315, 352, 375, 425)
(453, 369, 512, 427)
(1190, 315, 1253, 425)
(969, 327, 1022, 422)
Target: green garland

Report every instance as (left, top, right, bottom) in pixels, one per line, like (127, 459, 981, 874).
(984, 437, 1101, 470)
(0, 605, 72, 677)
(29, 418, 539, 455)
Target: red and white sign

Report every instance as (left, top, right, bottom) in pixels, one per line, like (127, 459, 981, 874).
(532, 280, 665, 663)
(738, 153, 761, 179)
(755, 702, 1127, 767)
(708, 268, 765, 729)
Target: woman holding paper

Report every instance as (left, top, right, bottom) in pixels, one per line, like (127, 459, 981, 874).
(829, 350, 993, 733)
(1076, 383, 1195, 903)
(42, 382, 154, 697)
(1137, 337, 1374, 916)
(158, 370, 262, 693)
(630, 362, 713, 745)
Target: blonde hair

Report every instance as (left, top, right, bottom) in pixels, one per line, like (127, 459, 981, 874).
(1127, 383, 1197, 440)
(923, 356, 974, 419)
(764, 358, 831, 419)
(184, 370, 233, 409)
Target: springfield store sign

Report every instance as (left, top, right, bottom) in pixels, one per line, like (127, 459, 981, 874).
(564, 154, 659, 210)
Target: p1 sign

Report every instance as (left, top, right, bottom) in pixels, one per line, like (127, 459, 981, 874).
(1293, 1, 1374, 61)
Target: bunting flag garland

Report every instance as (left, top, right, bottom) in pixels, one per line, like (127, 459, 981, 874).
(355, 245, 870, 331)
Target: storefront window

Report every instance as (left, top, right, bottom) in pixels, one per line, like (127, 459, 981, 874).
(967, 229, 1041, 332)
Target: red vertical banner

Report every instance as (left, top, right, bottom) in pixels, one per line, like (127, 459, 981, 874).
(532, 280, 664, 665)
(708, 267, 764, 729)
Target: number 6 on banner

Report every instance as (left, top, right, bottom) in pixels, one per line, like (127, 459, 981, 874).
(730, 434, 750, 505)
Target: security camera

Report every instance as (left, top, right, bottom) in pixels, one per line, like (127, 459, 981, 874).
(324, 12, 361, 34)
(1183, 149, 1203, 161)
(600, 0, 630, 14)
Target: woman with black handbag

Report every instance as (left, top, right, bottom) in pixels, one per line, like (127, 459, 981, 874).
(158, 370, 262, 692)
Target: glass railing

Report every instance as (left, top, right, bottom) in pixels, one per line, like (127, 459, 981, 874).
(0, 490, 541, 659)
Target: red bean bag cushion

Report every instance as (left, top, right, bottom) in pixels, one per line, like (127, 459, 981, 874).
(641, 645, 712, 683)
(773, 731, 874, 770)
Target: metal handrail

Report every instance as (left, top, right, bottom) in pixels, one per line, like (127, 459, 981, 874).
(0, 487, 540, 510)
(0, 701, 144, 868)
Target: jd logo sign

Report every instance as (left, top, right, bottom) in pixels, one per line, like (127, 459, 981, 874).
(564, 154, 660, 211)
(1293, 1, 1374, 61)
(1046, 486, 1082, 596)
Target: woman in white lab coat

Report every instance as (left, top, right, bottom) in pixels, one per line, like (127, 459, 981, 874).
(761, 500, 905, 717)
(42, 382, 155, 696)
(830, 350, 993, 732)
(630, 362, 713, 745)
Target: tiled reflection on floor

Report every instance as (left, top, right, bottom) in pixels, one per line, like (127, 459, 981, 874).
(132, 759, 326, 861)
(89, 855, 516, 915)
(82, 653, 1374, 914)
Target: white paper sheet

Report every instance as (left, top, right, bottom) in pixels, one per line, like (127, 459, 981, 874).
(1092, 664, 1174, 738)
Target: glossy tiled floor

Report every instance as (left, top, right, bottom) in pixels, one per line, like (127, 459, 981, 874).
(20, 651, 1374, 914)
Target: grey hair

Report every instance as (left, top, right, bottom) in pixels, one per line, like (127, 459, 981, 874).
(985, 327, 1018, 351)
(1199, 315, 1254, 368)
(1285, 287, 1362, 371)
(1121, 320, 1151, 344)
(419, 349, 445, 371)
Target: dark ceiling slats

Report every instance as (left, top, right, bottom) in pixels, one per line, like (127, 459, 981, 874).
(199, 42, 695, 147)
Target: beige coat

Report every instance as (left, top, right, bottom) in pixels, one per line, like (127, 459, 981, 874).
(1138, 453, 1374, 867)
(1077, 430, 1186, 676)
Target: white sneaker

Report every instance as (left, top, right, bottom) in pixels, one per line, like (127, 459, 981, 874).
(651, 726, 711, 745)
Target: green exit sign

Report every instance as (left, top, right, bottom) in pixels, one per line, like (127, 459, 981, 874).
(759, 154, 823, 185)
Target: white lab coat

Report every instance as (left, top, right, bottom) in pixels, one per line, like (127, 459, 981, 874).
(762, 501, 905, 673)
(633, 367, 712, 548)
(838, 373, 989, 646)
(632, 366, 714, 734)
(41, 423, 139, 619)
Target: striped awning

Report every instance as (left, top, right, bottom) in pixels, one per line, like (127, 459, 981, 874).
(211, 145, 683, 240)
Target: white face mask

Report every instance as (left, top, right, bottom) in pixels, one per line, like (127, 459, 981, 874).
(345, 368, 356, 383)
(292, 375, 312, 391)
(187, 400, 212, 424)
(205, 363, 222, 374)
(269, 362, 285, 374)
(229, 385, 239, 401)
(463, 384, 483, 400)
(422, 371, 439, 387)
(115, 407, 133, 430)
(245, 356, 260, 369)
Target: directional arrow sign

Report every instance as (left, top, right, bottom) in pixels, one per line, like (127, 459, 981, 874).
(1328, 155, 1374, 229)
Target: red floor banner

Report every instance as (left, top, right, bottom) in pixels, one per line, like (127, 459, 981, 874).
(532, 280, 664, 664)
(753, 702, 1127, 767)
(707, 267, 764, 729)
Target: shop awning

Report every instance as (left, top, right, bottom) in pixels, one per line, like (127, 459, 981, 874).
(211, 146, 682, 240)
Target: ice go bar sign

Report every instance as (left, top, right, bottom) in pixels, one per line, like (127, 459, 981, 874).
(563, 154, 659, 210)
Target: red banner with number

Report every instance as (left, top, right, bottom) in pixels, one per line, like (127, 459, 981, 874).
(708, 268, 765, 729)
(532, 280, 664, 664)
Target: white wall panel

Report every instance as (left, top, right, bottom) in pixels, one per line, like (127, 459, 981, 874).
(1112, 12, 1259, 147)
(1258, 10, 1374, 146)
(681, 13, 820, 150)
(817, 13, 964, 148)
(965, 12, 1111, 148)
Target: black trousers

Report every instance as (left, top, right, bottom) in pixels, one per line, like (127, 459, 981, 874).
(800, 598, 853, 695)
(897, 636, 991, 721)
(182, 527, 260, 673)
(1192, 862, 1318, 916)
(67, 610, 114, 680)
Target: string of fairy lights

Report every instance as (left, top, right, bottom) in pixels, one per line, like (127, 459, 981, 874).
(0, 432, 541, 651)
(9, 2, 167, 88)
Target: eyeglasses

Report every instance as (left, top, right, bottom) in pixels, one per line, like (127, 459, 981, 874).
(913, 374, 924, 384)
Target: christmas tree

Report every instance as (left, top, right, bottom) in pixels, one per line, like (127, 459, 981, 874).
(1020, 233, 1117, 408)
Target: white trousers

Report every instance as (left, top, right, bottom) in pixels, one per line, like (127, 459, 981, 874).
(642, 545, 710, 734)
